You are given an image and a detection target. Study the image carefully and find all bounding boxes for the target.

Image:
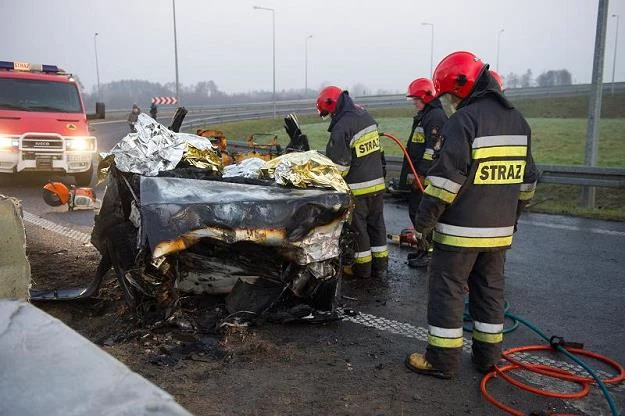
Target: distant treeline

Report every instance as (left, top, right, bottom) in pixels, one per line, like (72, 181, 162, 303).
(504, 69, 572, 89)
(80, 69, 574, 110)
(81, 79, 399, 111)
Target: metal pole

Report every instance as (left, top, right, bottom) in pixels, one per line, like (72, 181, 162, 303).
(421, 22, 434, 77)
(93, 33, 101, 101)
(611, 14, 620, 96)
(305, 35, 312, 95)
(253, 6, 276, 118)
(581, 0, 609, 209)
(172, 0, 180, 104)
(496, 29, 504, 70)
(272, 9, 276, 118)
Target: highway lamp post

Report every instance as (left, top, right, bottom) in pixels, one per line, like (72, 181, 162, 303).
(305, 35, 313, 96)
(172, 0, 180, 104)
(93, 33, 101, 101)
(611, 14, 620, 96)
(421, 22, 434, 77)
(496, 29, 504, 71)
(582, 0, 609, 209)
(254, 6, 276, 118)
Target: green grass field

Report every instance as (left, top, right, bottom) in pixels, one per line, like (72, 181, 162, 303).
(188, 97, 625, 221)
(200, 116, 625, 168)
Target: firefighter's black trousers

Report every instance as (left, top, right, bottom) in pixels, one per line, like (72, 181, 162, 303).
(351, 191, 388, 277)
(425, 248, 506, 374)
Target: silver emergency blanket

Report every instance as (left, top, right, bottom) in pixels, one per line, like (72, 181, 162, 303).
(222, 157, 265, 179)
(107, 113, 219, 176)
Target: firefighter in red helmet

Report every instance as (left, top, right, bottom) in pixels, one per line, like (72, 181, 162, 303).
(490, 70, 504, 91)
(317, 86, 388, 279)
(404, 51, 537, 378)
(402, 78, 448, 268)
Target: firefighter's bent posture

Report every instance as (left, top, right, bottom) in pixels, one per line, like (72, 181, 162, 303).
(403, 78, 448, 268)
(317, 86, 388, 279)
(405, 51, 538, 379)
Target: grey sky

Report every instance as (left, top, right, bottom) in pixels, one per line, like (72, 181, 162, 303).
(1, 0, 624, 94)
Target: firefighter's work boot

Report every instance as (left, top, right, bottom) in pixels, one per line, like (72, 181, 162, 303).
(407, 251, 430, 268)
(404, 353, 454, 379)
(471, 354, 496, 374)
(342, 265, 370, 280)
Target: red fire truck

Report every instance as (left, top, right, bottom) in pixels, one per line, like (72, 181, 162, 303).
(0, 61, 97, 185)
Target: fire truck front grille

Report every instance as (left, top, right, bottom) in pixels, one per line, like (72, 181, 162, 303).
(22, 137, 63, 150)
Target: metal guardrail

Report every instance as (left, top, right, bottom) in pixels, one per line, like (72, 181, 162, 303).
(216, 142, 625, 189)
(383, 156, 625, 188)
(102, 81, 625, 116)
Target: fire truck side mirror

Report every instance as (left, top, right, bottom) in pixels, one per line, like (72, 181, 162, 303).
(87, 102, 106, 120)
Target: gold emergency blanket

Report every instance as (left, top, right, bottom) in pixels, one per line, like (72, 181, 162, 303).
(261, 150, 349, 193)
(183, 142, 223, 172)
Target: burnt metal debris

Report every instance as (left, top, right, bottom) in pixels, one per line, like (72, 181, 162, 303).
(32, 110, 353, 324)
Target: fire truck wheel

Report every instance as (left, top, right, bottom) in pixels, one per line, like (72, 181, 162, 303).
(74, 166, 93, 186)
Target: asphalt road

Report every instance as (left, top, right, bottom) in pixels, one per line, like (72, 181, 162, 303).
(1, 119, 624, 415)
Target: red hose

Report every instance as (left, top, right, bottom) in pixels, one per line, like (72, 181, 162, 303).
(480, 344, 625, 415)
(380, 132, 425, 193)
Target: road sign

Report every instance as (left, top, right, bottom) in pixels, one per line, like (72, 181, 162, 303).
(151, 97, 178, 105)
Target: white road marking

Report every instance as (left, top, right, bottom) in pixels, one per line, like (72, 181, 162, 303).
(339, 309, 624, 392)
(19, 211, 625, 396)
(518, 220, 625, 237)
(22, 211, 92, 245)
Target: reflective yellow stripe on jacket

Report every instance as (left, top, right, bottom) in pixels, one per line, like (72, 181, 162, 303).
(349, 177, 385, 196)
(423, 148, 435, 160)
(519, 181, 537, 201)
(472, 135, 528, 160)
(424, 175, 462, 204)
(433, 223, 514, 248)
(350, 125, 381, 158)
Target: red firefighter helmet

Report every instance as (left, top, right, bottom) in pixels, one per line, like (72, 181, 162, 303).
(316, 85, 342, 117)
(490, 70, 504, 90)
(433, 51, 487, 99)
(406, 78, 435, 104)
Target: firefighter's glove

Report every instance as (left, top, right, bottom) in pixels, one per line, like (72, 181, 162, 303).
(284, 113, 303, 141)
(412, 230, 429, 252)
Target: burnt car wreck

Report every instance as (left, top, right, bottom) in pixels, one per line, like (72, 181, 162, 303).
(33, 113, 352, 322)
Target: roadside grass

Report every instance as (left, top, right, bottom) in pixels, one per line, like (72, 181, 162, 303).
(188, 101, 625, 221)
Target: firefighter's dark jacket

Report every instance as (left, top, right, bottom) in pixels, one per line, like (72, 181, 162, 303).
(414, 71, 538, 251)
(326, 92, 385, 196)
(405, 98, 448, 176)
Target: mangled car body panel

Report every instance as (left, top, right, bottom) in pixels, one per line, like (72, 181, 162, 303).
(83, 115, 353, 316)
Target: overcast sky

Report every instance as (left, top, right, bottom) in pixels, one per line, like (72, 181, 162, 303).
(1, 0, 624, 94)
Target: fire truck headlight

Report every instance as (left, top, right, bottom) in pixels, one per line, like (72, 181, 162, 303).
(0, 136, 19, 150)
(66, 137, 95, 151)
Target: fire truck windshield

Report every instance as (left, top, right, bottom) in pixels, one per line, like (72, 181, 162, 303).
(0, 78, 83, 113)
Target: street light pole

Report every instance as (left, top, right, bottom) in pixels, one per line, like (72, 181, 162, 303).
(93, 32, 101, 101)
(254, 6, 276, 118)
(172, 0, 180, 104)
(421, 22, 434, 77)
(581, 0, 609, 209)
(496, 29, 504, 70)
(611, 14, 620, 96)
(305, 35, 313, 96)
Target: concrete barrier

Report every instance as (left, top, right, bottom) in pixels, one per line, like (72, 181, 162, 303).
(0, 300, 192, 416)
(0, 195, 30, 299)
